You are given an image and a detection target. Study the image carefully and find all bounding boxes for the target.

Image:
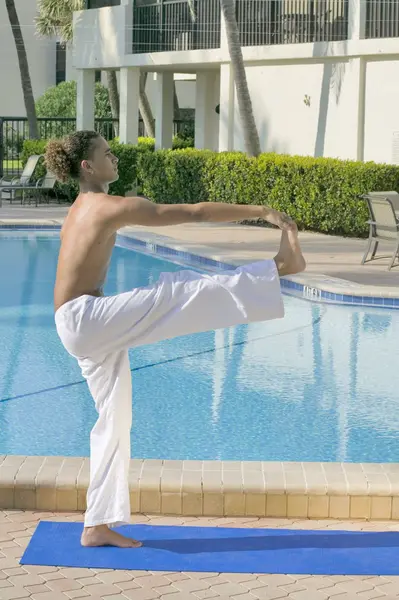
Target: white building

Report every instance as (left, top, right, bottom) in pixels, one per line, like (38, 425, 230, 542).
(0, 0, 194, 119)
(72, 0, 399, 163)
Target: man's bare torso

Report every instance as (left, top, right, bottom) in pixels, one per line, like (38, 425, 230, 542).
(54, 193, 118, 312)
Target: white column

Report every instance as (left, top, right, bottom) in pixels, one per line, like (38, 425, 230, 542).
(119, 67, 140, 144)
(76, 70, 95, 131)
(355, 58, 366, 161)
(195, 71, 220, 151)
(218, 64, 235, 152)
(348, 0, 366, 39)
(121, 0, 133, 54)
(155, 72, 174, 150)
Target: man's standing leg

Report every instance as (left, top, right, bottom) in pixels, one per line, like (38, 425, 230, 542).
(79, 350, 133, 530)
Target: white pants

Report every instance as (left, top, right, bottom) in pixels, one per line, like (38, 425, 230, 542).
(55, 260, 284, 527)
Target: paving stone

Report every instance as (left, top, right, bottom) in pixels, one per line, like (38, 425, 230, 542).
(250, 587, 289, 599)
(192, 590, 221, 599)
(152, 585, 180, 596)
(30, 593, 69, 600)
(83, 583, 122, 596)
(335, 580, 376, 594)
(231, 595, 260, 600)
(95, 572, 134, 585)
(8, 574, 46, 587)
(25, 585, 52, 595)
(75, 577, 102, 587)
(289, 591, 330, 600)
(172, 578, 211, 593)
(58, 569, 93, 580)
(372, 583, 399, 595)
(356, 590, 390, 599)
(0, 587, 32, 600)
(222, 573, 259, 584)
(46, 578, 83, 593)
(39, 573, 66, 582)
(257, 575, 297, 587)
(209, 582, 250, 596)
(64, 591, 91, 599)
(121, 589, 161, 600)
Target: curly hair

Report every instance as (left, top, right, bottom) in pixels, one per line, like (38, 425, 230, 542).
(44, 130, 101, 183)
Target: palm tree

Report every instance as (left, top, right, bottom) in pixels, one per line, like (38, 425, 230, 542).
(5, 0, 39, 139)
(35, 0, 156, 137)
(220, 0, 261, 157)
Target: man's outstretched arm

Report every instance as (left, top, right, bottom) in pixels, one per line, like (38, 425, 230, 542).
(112, 195, 295, 231)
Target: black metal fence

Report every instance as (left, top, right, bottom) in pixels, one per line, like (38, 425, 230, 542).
(0, 117, 118, 179)
(0, 117, 194, 178)
(132, 0, 221, 53)
(366, 0, 399, 38)
(237, 0, 348, 45)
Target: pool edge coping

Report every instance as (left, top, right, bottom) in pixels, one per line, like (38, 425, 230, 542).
(1, 456, 399, 520)
(0, 220, 398, 521)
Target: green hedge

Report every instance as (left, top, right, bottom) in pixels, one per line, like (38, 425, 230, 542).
(140, 150, 399, 237)
(22, 138, 399, 237)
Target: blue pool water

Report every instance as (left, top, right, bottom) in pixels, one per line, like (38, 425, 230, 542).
(1, 231, 399, 463)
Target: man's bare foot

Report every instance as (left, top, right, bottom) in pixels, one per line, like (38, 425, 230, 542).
(81, 525, 142, 548)
(274, 225, 306, 277)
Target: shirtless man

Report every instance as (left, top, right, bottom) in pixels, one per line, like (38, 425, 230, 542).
(46, 130, 305, 549)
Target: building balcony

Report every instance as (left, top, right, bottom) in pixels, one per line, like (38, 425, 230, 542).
(82, 0, 399, 61)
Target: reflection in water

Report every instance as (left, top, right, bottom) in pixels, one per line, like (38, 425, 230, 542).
(211, 329, 227, 425)
(1, 233, 399, 462)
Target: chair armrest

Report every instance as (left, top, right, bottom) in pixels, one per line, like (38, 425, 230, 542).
(368, 219, 399, 231)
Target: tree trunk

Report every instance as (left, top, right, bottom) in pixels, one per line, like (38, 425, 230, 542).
(173, 83, 180, 120)
(6, 0, 39, 139)
(220, 0, 261, 157)
(139, 72, 155, 138)
(105, 70, 120, 136)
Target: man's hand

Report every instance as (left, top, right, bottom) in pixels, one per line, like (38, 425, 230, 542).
(263, 208, 297, 232)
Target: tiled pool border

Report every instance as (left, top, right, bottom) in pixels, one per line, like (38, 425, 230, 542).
(1, 220, 398, 521)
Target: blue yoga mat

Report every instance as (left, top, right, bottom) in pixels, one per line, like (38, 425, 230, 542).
(20, 521, 399, 575)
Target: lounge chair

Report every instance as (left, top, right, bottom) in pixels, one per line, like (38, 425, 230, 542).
(361, 193, 399, 270)
(20, 172, 58, 207)
(0, 155, 43, 205)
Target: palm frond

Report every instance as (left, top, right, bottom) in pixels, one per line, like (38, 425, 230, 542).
(35, 0, 84, 42)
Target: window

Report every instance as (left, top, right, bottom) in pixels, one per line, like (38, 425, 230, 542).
(95, 71, 102, 83)
(86, 0, 120, 8)
(56, 42, 66, 85)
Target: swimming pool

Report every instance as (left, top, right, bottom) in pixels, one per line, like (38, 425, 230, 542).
(1, 230, 398, 463)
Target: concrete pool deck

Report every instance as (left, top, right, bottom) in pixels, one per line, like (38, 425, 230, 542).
(1, 211, 399, 524)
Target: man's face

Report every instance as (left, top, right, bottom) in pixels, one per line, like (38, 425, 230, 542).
(84, 136, 119, 184)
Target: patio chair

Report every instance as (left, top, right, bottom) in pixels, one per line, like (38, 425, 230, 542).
(361, 193, 399, 270)
(21, 171, 58, 207)
(0, 155, 43, 205)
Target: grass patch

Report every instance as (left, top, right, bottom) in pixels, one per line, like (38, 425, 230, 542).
(2, 160, 22, 170)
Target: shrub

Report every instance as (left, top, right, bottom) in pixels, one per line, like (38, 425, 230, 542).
(35, 81, 112, 119)
(138, 149, 211, 203)
(138, 150, 399, 237)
